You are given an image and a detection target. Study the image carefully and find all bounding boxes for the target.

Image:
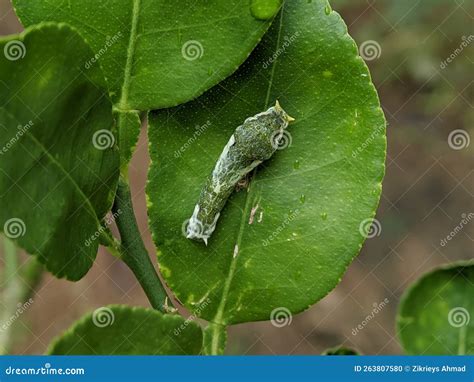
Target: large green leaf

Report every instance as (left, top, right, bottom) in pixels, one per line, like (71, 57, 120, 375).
(48, 305, 203, 355)
(147, 0, 385, 328)
(397, 261, 474, 355)
(13, 0, 278, 163)
(13, 0, 277, 167)
(0, 24, 119, 280)
(148, 0, 385, 325)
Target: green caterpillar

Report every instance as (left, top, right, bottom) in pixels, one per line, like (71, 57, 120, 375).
(185, 101, 295, 244)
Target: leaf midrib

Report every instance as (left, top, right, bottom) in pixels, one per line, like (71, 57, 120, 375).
(118, 0, 141, 111)
(210, 6, 286, 334)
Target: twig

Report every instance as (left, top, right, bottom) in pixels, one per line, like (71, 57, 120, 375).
(111, 177, 172, 313)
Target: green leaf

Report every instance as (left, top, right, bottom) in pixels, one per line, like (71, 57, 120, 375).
(48, 305, 203, 355)
(115, 109, 141, 168)
(13, 0, 277, 167)
(397, 261, 474, 355)
(322, 346, 360, 355)
(0, 24, 119, 280)
(13, 0, 277, 111)
(147, 0, 385, 328)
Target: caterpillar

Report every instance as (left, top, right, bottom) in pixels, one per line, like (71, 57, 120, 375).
(185, 100, 295, 244)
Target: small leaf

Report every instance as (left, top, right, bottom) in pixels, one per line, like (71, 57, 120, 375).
(147, 0, 386, 325)
(48, 305, 203, 355)
(0, 24, 119, 280)
(322, 346, 360, 355)
(397, 261, 474, 355)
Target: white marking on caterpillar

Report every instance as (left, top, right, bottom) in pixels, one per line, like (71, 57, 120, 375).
(249, 204, 259, 225)
(186, 204, 220, 245)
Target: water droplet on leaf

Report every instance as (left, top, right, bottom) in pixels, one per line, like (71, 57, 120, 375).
(250, 0, 282, 20)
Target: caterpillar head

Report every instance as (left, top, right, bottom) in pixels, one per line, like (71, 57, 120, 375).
(236, 101, 295, 161)
(274, 100, 295, 128)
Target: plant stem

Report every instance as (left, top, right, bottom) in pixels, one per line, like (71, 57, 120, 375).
(2, 236, 17, 285)
(112, 177, 171, 313)
(0, 239, 43, 354)
(0, 237, 20, 354)
(18, 258, 43, 304)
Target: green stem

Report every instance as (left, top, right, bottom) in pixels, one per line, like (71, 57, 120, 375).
(112, 177, 171, 313)
(2, 236, 17, 284)
(458, 325, 466, 355)
(1, 238, 20, 354)
(0, 240, 43, 354)
(18, 258, 43, 304)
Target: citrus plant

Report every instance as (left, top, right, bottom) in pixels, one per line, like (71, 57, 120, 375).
(1, 0, 387, 354)
(397, 261, 474, 355)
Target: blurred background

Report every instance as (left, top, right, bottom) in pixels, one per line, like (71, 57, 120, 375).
(0, 0, 472, 355)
